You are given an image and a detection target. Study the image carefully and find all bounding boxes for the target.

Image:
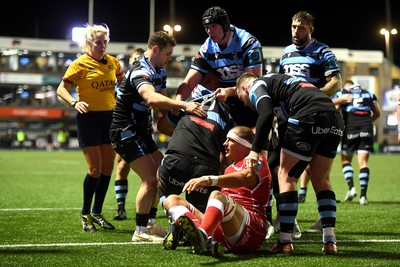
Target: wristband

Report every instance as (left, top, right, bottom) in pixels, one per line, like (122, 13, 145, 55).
(246, 151, 259, 161)
(207, 175, 219, 186)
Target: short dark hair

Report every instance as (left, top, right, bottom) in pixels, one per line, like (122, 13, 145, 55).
(148, 31, 177, 50)
(292, 11, 314, 27)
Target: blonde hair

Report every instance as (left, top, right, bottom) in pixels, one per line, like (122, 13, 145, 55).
(79, 23, 110, 53)
(236, 72, 257, 90)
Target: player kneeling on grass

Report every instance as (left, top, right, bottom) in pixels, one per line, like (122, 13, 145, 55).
(162, 126, 271, 255)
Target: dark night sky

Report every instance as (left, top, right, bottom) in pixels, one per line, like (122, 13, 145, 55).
(1, 0, 399, 65)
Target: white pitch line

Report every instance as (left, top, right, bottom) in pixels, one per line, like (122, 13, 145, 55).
(1, 239, 400, 249)
(0, 208, 81, 211)
(0, 242, 160, 248)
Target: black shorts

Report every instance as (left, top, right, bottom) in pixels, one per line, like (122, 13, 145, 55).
(76, 111, 113, 147)
(158, 151, 221, 212)
(282, 111, 344, 161)
(341, 126, 374, 156)
(109, 126, 158, 163)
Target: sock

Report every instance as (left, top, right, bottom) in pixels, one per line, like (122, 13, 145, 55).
(359, 167, 369, 197)
(168, 206, 189, 223)
(82, 173, 97, 215)
(322, 227, 337, 244)
(135, 213, 150, 233)
(317, 190, 336, 228)
(92, 174, 111, 214)
(342, 163, 354, 189)
(277, 191, 298, 244)
(200, 199, 224, 236)
(266, 186, 274, 224)
(148, 207, 158, 225)
(299, 187, 307, 196)
(115, 180, 128, 210)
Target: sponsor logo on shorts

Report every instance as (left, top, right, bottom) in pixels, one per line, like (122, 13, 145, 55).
(311, 126, 343, 136)
(296, 142, 311, 151)
(347, 131, 371, 139)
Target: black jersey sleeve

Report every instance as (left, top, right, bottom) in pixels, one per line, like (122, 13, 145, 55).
(252, 96, 274, 153)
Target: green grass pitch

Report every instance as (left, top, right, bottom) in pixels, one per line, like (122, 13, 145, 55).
(0, 150, 399, 266)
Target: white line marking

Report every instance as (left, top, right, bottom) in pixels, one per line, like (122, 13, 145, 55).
(0, 242, 161, 248)
(1, 208, 399, 249)
(1, 239, 399, 249)
(0, 208, 81, 211)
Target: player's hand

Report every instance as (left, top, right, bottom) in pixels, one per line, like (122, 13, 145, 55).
(341, 95, 353, 104)
(183, 102, 206, 117)
(182, 177, 208, 194)
(214, 88, 227, 102)
(245, 151, 259, 172)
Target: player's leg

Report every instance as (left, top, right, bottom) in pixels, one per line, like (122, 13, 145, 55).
(309, 154, 338, 255)
(114, 154, 130, 220)
(357, 151, 370, 205)
(342, 153, 357, 201)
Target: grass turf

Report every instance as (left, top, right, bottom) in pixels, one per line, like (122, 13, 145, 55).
(0, 150, 399, 266)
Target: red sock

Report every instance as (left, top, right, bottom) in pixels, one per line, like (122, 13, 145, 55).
(200, 206, 223, 236)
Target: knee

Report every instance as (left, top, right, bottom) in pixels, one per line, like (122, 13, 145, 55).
(144, 178, 158, 191)
(87, 167, 100, 178)
(210, 191, 226, 202)
(163, 194, 184, 210)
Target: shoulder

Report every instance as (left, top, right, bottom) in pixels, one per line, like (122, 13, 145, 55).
(71, 54, 87, 65)
(105, 54, 121, 65)
(310, 40, 336, 55)
(311, 39, 330, 49)
(234, 26, 261, 46)
(282, 44, 298, 54)
(105, 54, 118, 62)
(199, 38, 214, 54)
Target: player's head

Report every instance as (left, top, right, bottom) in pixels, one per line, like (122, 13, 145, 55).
(292, 11, 314, 27)
(202, 6, 230, 34)
(129, 47, 145, 65)
(343, 80, 354, 89)
(291, 11, 314, 48)
(224, 126, 254, 162)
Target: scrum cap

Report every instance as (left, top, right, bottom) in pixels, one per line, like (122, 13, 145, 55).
(202, 6, 230, 33)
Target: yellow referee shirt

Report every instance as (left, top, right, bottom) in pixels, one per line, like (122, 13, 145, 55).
(63, 53, 123, 111)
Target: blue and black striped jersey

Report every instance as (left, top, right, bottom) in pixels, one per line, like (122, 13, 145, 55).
(191, 25, 264, 88)
(332, 85, 378, 128)
(279, 39, 340, 88)
(112, 54, 167, 130)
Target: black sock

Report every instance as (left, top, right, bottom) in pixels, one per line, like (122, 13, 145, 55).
(82, 173, 97, 215)
(92, 174, 111, 214)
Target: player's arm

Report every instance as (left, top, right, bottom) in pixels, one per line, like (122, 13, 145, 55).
(320, 72, 342, 97)
(176, 69, 204, 101)
(157, 109, 183, 136)
(139, 84, 206, 117)
(371, 101, 381, 122)
(157, 118, 175, 136)
(332, 94, 352, 109)
(182, 167, 259, 194)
